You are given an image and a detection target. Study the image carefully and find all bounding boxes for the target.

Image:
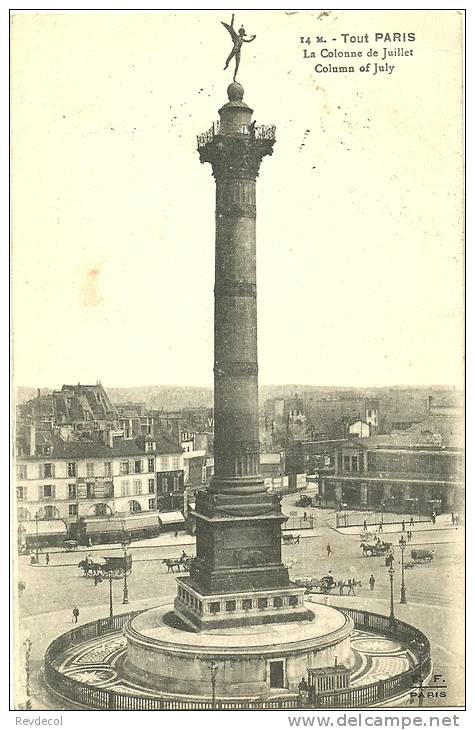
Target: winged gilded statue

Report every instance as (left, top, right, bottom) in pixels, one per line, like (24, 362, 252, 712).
(222, 14, 256, 82)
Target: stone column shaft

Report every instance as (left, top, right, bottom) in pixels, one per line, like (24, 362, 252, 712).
(214, 176, 260, 484)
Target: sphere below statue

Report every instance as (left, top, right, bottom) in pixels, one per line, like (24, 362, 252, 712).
(124, 602, 353, 698)
(227, 81, 244, 101)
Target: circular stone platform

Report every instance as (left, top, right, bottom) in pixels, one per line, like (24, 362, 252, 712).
(124, 602, 353, 697)
(48, 608, 419, 708)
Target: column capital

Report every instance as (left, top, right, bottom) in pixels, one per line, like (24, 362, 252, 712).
(198, 134, 274, 179)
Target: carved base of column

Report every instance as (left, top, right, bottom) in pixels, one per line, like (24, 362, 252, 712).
(174, 579, 310, 631)
(190, 491, 290, 594)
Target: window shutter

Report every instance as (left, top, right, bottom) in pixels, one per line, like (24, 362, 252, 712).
(38, 464, 43, 479)
(52, 485, 56, 499)
(51, 464, 56, 478)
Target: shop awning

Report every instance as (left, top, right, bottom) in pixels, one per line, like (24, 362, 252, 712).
(24, 520, 67, 536)
(158, 511, 185, 525)
(85, 514, 160, 534)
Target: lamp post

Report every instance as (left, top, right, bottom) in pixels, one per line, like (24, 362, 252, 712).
(388, 565, 395, 625)
(93, 568, 113, 616)
(34, 511, 40, 562)
(209, 660, 218, 709)
(109, 574, 113, 618)
(121, 536, 129, 605)
(23, 637, 32, 709)
(400, 538, 407, 604)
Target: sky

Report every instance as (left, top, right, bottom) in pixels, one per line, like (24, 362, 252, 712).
(11, 10, 464, 389)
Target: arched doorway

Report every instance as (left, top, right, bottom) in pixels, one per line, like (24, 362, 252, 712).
(128, 500, 142, 513)
(93, 503, 112, 517)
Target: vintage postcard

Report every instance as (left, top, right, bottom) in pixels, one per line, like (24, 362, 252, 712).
(10, 8, 465, 720)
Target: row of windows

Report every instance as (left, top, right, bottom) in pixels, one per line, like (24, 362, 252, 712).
(120, 478, 156, 497)
(119, 458, 155, 476)
(18, 498, 158, 521)
(17, 456, 182, 481)
(17, 479, 141, 501)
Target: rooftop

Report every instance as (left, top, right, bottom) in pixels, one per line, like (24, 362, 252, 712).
(18, 434, 183, 461)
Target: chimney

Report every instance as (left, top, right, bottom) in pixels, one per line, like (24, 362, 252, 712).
(29, 424, 36, 456)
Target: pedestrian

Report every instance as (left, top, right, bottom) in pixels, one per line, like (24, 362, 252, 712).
(174, 530, 178, 538)
(408, 530, 413, 542)
(303, 511, 307, 521)
(409, 516, 415, 527)
(369, 574, 376, 591)
(378, 521, 383, 533)
(363, 519, 367, 531)
(72, 606, 79, 624)
(339, 582, 344, 595)
(348, 578, 356, 596)
(401, 520, 405, 532)
(298, 676, 308, 699)
(45, 552, 50, 566)
(326, 543, 332, 557)
(451, 512, 455, 525)
(431, 512, 436, 525)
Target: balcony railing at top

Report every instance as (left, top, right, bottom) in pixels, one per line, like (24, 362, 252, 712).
(197, 121, 276, 148)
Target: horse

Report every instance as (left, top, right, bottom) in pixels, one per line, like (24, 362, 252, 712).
(162, 558, 182, 573)
(337, 579, 362, 595)
(78, 559, 103, 577)
(282, 534, 300, 545)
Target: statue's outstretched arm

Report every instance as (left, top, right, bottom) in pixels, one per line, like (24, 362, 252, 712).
(243, 35, 257, 43)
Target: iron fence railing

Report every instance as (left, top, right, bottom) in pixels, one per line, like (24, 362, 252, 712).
(44, 607, 430, 710)
(197, 122, 276, 148)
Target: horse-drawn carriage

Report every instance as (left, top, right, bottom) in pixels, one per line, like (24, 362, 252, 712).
(405, 549, 435, 569)
(293, 574, 361, 595)
(78, 553, 132, 578)
(162, 553, 194, 573)
(293, 575, 336, 593)
(297, 494, 312, 508)
(282, 533, 300, 545)
(360, 540, 393, 557)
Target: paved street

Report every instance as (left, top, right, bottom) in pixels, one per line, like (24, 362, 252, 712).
(15, 493, 464, 708)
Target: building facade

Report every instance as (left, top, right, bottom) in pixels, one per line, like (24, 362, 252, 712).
(321, 437, 464, 514)
(15, 432, 184, 547)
